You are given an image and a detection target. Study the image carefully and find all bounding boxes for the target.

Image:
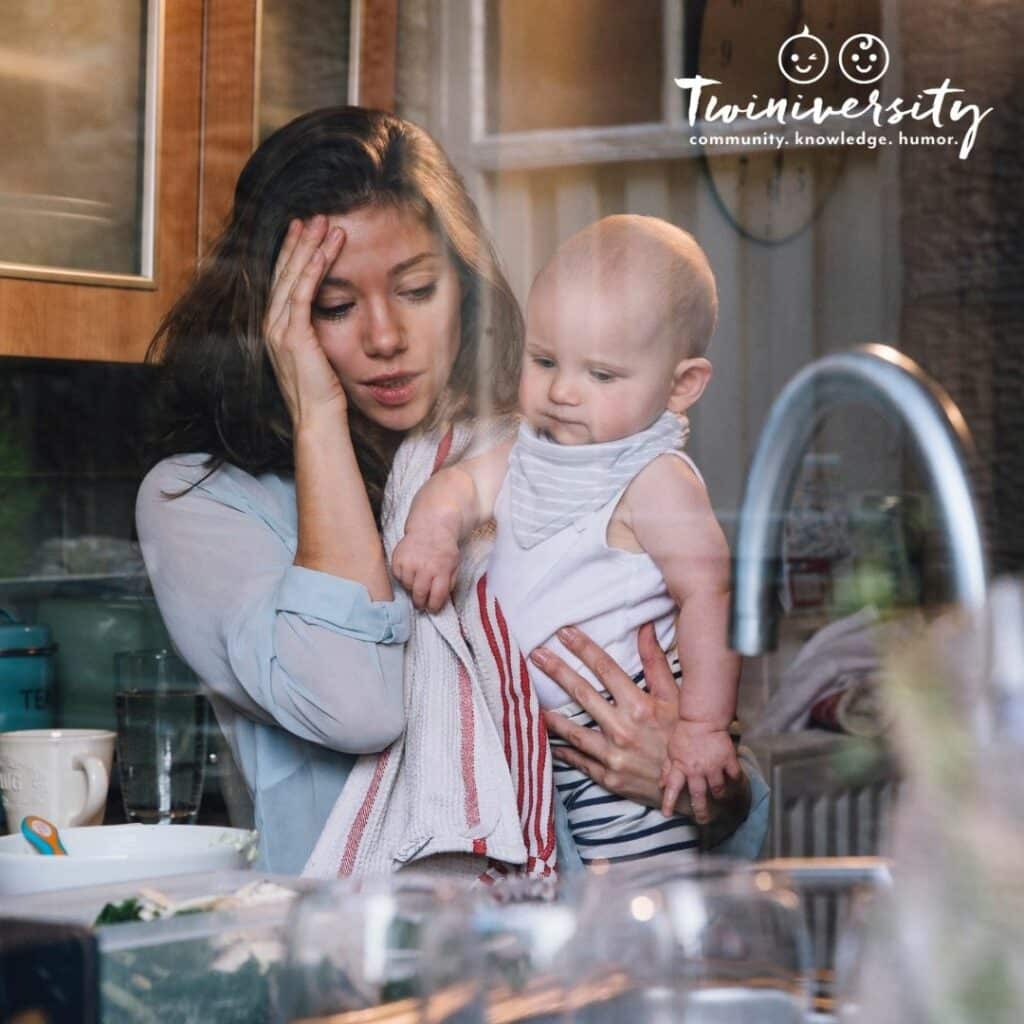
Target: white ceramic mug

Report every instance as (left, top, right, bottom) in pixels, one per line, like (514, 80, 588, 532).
(0, 728, 115, 832)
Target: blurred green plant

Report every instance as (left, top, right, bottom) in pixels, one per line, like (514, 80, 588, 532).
(830, 493, 929, 617)
(857, 609, 1024, 1024)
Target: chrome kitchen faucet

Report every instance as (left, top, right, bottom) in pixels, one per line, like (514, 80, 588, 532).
(729, 343, 988, 655)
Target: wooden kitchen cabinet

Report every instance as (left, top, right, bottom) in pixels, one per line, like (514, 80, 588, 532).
(0, 0, 396, 364)
(0, 1, 209, 362)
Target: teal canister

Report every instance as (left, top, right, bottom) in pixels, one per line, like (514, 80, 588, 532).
(0, 609, 57, 731)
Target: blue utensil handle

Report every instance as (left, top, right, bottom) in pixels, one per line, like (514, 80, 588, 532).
(20, 815, 68, 855)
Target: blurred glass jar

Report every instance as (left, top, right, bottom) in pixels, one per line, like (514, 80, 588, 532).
(279, 873, 474, 1024)
(460, 875, 585, 1024)
(568, 857, 811, 1024)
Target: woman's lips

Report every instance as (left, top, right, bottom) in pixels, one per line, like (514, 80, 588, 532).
(364, 373, 421, 406)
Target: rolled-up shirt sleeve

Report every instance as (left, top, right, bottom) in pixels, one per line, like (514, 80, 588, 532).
(136, 458, 408, 754)
(276, 565, 408, 644)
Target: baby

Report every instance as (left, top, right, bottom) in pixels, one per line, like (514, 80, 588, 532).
(393, 214, 741, 862)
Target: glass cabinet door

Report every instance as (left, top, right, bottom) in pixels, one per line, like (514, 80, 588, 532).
(257, 0, 354, 145)
(0, 0, 160, 286)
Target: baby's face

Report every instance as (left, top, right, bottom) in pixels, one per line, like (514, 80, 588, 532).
(519, 274, 680, 445)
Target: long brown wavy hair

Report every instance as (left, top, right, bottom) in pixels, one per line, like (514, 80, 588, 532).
(145, 106, 523, 520)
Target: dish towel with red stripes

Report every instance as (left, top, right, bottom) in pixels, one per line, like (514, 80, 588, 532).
(303, 418, 557, 884)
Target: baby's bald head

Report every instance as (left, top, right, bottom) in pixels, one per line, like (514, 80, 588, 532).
(533, 215, 718, 359)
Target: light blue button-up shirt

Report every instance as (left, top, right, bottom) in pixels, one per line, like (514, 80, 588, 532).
(137, 455, 768, 874)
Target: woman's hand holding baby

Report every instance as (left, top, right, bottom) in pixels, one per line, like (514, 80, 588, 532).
(263, 216, 348, 430)
(535, 622, 750, 837)
(660, 720, 743, 824)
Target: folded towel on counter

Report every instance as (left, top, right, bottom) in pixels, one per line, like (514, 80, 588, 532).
(303, 420, 556, 883)
(748, 606, 919, 739)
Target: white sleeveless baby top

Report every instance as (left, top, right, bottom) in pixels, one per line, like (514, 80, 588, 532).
(488, 421, 704, 710)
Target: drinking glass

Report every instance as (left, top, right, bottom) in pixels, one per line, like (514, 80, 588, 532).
(114, 648, 207, 824)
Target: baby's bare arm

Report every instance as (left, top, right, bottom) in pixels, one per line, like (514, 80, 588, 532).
(462, 439, 515, 528)
(394, 441, 513, 612)
(626, 456, 739, 726)
(405, 440, 514, 542)
(626, 456, 741, 820)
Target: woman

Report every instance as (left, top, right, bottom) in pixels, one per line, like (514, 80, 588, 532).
(137, 106, 764, 873)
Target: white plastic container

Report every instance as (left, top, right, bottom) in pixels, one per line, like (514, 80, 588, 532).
(0, 823, 256, 896)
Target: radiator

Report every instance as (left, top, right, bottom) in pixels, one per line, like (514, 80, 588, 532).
(746, 731, 900, 1009)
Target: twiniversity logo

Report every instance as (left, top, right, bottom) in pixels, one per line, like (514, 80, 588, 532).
(675, 26, 992, 160)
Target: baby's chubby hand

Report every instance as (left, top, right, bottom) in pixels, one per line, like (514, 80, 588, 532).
(660, 719, 742, 824)
(391, 524, 461, 613)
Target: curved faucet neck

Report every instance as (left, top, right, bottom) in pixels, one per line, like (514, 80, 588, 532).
(730, 344, 988, 656)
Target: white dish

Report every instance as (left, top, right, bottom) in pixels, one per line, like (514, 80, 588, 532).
(0, 823, 257, 896)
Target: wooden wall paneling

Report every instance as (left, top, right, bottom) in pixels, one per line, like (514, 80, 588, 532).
(200, 0, 259, 255)
(553, 167, 600, 248)
(527, 172, 559, 277)
(814, 152, 905, 500)
(593, 163, 626, 220)
(691, 168, 745, 524)
(0, 0, 204, 362)
(623, 161, 671, 221)
(736, 217, 815, 519)
(814, 153, 886, 356)
(487, 171, 535, 308)
(356, 0, 399, 111)
(666, 160, 700, 240)
(754, 211, 815, 412)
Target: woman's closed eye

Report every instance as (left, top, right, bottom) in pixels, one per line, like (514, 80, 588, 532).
(312, 300, 355, 321)
(401, 282, 437, 303)
(312, 281, 436, 320)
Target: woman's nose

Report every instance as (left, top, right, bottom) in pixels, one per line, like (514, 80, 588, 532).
(548, 372, 579, 406)
(362, 299, 407, 357)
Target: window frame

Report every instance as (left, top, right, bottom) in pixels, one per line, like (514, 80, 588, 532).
(463, 0, 693, 172)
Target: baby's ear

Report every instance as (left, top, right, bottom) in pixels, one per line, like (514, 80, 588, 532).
(667, 357, 712, 415)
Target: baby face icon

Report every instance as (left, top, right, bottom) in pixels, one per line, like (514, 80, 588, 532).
(839, 34, 890, 84)
(777, 26, 829, 85)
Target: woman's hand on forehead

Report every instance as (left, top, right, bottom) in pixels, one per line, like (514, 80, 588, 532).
(263, 215, 349, 427)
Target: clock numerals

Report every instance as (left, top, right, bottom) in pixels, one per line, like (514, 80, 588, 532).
(707, 149, 844, 244)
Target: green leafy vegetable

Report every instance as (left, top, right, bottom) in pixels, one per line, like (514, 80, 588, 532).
(101, 944, 280, 1024)
(95, 899, 144, 925)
